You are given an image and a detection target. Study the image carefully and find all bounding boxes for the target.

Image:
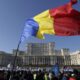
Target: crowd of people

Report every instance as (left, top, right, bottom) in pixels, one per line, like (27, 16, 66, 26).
(0, 67, 80, 80)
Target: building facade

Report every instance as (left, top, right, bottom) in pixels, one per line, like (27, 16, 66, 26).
(70, 51, 80, 65)
(0, 42, 80, 67)
(27, 42, 55, 55)
(23, 55, 64, 67)
(22, 42, 71, 67)
(0, 51, 23, 67)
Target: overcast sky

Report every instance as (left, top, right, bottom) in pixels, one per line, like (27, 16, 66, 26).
(0, 0, 80, 53)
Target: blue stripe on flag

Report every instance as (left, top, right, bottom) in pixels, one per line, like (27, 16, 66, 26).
(20, 18, 39, 42)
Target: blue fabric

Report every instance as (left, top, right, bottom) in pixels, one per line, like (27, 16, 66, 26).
(52, 64, 60, 77)
(62, 76, 67, 80)
(20, 18, 39, 42)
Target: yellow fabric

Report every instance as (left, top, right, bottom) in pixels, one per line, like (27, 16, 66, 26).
(33, 73, 36, 80)
(33, 10, 55, 39)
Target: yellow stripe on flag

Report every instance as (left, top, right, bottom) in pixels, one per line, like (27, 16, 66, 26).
(34, 10, 55, 39)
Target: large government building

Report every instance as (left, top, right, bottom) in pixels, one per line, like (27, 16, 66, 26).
(0, 42, 80, 68)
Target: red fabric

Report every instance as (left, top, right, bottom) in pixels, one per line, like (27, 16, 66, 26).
(49, 0, 80, 36)
(70, 0, 77, 4)
(69, 77, 76, 80)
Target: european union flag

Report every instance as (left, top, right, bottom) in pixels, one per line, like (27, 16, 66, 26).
(52, 63, 60, 77)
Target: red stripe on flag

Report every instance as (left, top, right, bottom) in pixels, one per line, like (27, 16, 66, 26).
(49, 0, 80, 36)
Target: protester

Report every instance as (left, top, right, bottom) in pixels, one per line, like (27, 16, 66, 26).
(0, 66, 80, 80)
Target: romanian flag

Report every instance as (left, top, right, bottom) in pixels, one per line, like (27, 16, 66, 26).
(21, 0, 80, 41)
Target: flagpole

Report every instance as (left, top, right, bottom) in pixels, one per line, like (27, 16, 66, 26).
(9, 40, 21, 80)
(13, 40, 21, 69)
